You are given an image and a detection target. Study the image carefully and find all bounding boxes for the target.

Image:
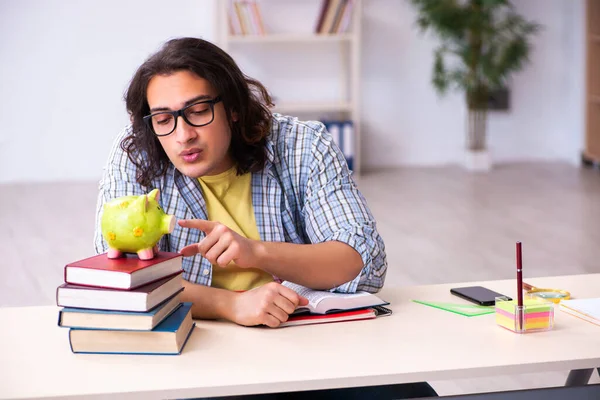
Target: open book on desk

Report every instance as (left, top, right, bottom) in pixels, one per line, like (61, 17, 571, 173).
(281, 281, 389, 315)
(559, 298, 600, 327)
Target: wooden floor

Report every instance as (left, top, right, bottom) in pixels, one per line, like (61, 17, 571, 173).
(1, 162, 599, 395)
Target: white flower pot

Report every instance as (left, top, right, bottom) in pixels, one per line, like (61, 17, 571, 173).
(464, 150, 491, 172)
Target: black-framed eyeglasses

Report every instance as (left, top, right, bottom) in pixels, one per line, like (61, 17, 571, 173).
(143, 96, 222, 137)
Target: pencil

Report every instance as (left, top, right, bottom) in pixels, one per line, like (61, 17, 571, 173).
(516, 242, 523, 330)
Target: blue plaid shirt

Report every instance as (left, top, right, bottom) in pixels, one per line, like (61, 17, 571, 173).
(94, 114, 387, 293)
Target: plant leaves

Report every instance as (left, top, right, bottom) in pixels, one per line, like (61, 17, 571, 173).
(409, 0, 541, 97)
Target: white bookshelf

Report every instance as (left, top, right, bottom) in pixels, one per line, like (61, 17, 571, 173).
(217, 0, 363, 177)
(274, 101, 353, 114)
(227, 33, 355, 44)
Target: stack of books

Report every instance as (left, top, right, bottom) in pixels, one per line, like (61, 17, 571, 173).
(56, 252, 195, 355)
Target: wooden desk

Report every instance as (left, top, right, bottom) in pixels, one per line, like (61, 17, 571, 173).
(1, 274, 599, 399)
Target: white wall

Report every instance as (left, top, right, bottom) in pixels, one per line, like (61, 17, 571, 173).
(0, 0, 585, 183)
(0, 0, 216, 183)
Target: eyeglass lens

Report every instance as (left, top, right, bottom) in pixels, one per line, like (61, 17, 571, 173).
(151, 102, 214, 135)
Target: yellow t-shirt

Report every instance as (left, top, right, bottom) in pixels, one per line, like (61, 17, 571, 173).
(198, 166, 274, 291)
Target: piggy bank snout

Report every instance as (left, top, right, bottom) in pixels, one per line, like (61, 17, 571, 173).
(165, 215, 176, 234)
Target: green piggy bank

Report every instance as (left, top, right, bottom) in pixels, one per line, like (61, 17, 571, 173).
(101, 189, 176, 260)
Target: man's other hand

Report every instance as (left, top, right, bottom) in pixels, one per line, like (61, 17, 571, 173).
(232, 282, 309, 328)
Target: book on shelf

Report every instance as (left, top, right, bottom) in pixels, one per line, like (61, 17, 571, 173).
(58, 290, 183, 331)
(64, 251, 183, 290)
(56, 271, 184, 312)
(68, 302, 196, 355)
(229, 0, 266, 36)
(315, 0, 354, 34)
(282, 281, 388, 315)
(323, 119, 354, 171)
(559, 298, 600, 327)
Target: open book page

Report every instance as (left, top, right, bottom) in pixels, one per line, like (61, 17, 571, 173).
(560, 298, 600, 322)
(282, 281, 386, 314)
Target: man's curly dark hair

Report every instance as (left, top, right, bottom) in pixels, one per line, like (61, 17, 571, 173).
(123, 37, 273, 187)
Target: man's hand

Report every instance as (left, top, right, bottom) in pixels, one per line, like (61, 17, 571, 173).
(178, 219, 262, 268)
(232, 282, 309, 328)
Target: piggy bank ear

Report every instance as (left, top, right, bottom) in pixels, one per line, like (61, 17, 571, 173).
(134, 194, 149, 212)
(148, 189, 160, 202)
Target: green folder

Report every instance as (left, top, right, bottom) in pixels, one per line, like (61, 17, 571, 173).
(412, 300, 495, 317)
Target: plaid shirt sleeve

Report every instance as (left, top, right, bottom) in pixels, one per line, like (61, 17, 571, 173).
(297, 120, 388, 294)
(93, 126, 151, 254)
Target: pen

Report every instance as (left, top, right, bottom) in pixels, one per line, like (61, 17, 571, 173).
(516, 242, 523, 330)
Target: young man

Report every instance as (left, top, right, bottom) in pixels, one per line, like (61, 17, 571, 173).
(93, 37, 438, 400)
(94, 37, 387, 328)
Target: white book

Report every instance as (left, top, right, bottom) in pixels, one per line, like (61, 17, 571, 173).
(559, 298, 600, 327)
(328, 121, 342, 149)
(56, 273, 183, 312)
(342, 121, 353, 160)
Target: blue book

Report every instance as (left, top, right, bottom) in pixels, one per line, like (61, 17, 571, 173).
(322, 120, 354, 171)
(341, 121, 354, 172)
(58, 290, 183, 331)
(68, 302, 195, 355)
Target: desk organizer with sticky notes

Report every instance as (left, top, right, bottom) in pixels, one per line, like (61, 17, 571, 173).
(495, 296, 554, 333)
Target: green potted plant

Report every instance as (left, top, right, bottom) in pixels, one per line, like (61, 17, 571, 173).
(409, 0, 541, 171)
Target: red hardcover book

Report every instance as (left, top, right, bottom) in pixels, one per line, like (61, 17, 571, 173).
(280, 308, 377, 327)
(64, 252, 183, 290)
